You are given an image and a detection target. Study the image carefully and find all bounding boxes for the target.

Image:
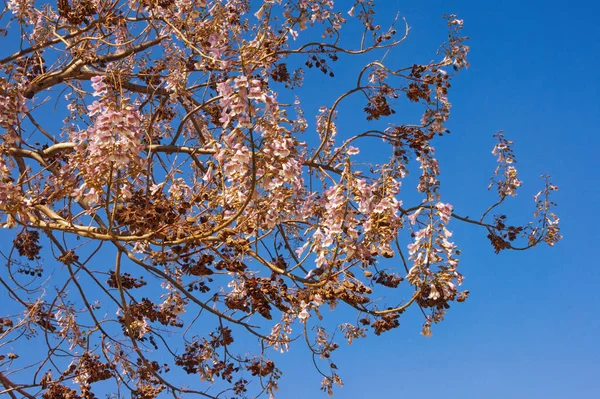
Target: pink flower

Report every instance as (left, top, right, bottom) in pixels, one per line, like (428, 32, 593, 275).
(428, 284, 440, 300)
(219, 111, 232, 128)
(346, 146, 359, 155)
(298, 302, 310, 322)
(407, 242, 419, 255)
(234, 75, 248, 88)
(86, 100, 103, 116)
(295, 242, 310, 257)
(408, 208, 422, 225)
(216, 81, 233, 98)
(90, 76, 107, 96)
(436, 202, 454, 223)
(254, 5, 266, 19)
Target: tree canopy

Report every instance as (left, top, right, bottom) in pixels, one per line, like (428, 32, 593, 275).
(0, 1, 561, 398)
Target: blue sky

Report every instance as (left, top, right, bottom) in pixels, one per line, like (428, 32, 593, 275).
(1, 1, 598, 398)
(273, 1, 600, 398)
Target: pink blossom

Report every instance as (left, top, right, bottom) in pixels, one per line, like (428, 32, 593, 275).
(90, 76, 107, 96)
(346, 146, 360, 155)
(428, 284, 440, 300)
(254, 5, 266, 20)
(298, 302, 310, 322)
(234, 75, 248, 88)
(295, 242, 310, 258)
(407, 242, 420, 255)
(436, 202, 454, 223)
(408, 208, 423, 225)
(216, 81, 234, 98)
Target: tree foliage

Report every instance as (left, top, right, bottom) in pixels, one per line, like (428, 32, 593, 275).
(0, 1, 561, 398)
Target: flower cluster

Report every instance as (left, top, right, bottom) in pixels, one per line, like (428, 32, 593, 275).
(490, 131, 522, 197)
(69, 77, 144, 205)
(0, 84, 27, 145)
(6, 0, 35, 22)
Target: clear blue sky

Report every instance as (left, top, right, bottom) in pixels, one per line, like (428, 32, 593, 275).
(273, 1, 600, 398)
(1, 1, 598, 398)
